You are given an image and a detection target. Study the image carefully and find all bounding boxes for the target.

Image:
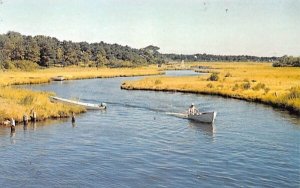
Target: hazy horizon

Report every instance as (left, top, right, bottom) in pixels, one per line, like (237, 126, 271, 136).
(0, 0, 299, 56)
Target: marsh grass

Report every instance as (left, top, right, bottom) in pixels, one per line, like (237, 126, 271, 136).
(0, 87, 86, 124)
(122, 62, 300, 114)
(0, 67, 162, 125)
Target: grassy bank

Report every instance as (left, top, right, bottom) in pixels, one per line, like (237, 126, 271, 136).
(121, 62, 300, 115)
(0, 67, 162, 125)
(0, 66, 162, 86)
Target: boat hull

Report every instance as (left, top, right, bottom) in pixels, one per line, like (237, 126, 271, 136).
(50, 96, 106, 110)
(188, 112, 216, 123)
(52, 76, 65, 81)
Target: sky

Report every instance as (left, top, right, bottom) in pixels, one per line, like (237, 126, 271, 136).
(0, 0, 299, 56)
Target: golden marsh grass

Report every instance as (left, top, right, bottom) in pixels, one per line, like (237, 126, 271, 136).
(122, 62, 300, 114)
(0, 67, 162, 125)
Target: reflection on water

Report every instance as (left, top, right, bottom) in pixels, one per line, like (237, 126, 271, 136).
(10, 129, 16, 144)
(188, 121, 215, 138)
(23, 123, 28, 130)
(31, 121, 37, 130)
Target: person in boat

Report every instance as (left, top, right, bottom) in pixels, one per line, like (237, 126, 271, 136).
(188, 103, 199, 115)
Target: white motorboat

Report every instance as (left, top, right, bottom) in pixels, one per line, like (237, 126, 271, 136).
(187, 112, 217, 123)
(166, 111, 217, 124)
(50, 96, 106, 110)
(52, 76, 65, 81)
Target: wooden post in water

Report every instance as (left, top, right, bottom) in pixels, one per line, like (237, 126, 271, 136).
(71, 112, 76, 123)
(10, 118, 15, 132)
(23, 114, 28, 125)
(31, 110, 37, 122)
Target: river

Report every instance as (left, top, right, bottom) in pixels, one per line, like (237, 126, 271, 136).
(0, 70, 299, 187)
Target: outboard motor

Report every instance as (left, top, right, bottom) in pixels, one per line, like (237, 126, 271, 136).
(99, 103, 107, 109)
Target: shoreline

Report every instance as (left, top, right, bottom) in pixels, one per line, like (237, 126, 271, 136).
(120, 62, 300, 116)
(120, 85, 300, 115)
(0, 67, 163, 126)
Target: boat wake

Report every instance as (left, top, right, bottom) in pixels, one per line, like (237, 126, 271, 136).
(165, 112, 188, 119)
(103, 101, 167, 113)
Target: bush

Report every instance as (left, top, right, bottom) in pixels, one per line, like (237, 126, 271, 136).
(241, 82, 251, 90)
(264, 87, 270, 94)
(206, 83, 213, 88)
(252, 83, 266, 91)
(232, 84, 239, 91)
(3, 60, 39, 71)
(207, 72, 219, 81)
(154, 79, 162, 85)
(14, 60, 39, 71)
(273, 56, 300, 67)
(286, 86, 300, 100)
(3, 61, 16, 70)
(225, 72, 232, 77)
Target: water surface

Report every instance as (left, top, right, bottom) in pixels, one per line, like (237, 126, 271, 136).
(1, 71, 299, 187)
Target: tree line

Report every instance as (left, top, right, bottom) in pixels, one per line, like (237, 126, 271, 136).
(164, 53, 278, 62)
(0, 31, 164, 69)
(1, 31, 298, 70)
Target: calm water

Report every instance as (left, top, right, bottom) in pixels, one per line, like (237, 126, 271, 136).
(1, 71, 299, 187)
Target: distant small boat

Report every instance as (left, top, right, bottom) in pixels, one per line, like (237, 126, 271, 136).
(166, 111, 217, 124)
(50, 96, 106, 110)
(52, 76, 65, 81)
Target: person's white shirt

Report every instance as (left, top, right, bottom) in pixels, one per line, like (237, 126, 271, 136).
(188, 105, 198, 115)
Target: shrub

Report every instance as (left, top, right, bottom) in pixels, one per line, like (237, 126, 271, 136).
(225, 72, 232, 77)
(154, 79, 162, 85)
(273, 56, 300, 67)
(241, 82, 251, 90)
(232, 84, 239, 91)
(14, 60, 39, 71)
(206, 83, 213, 88)
(207, 72, 219, 81)
(264, 87, 270, 94)
(252, 83, 266, 91)
(286, 86, 300, 100)
(3, 60, 39, 71)
(3, 61, 16, 70)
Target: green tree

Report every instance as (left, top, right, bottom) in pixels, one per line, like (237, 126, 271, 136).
(0, 35, 13, 62)
(96, 53, 107, 68)
(7, 31, 25, 60)
(24, 36, 40, 63)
